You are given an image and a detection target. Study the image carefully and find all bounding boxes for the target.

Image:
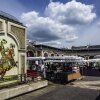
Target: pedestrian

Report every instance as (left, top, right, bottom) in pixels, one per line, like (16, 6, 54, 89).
(43, 66, 47, 79)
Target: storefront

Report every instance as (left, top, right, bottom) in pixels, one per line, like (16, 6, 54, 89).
(0, 11, 26, 86)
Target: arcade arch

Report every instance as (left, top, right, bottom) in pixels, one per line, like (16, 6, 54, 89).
(44, 52, 48, 57)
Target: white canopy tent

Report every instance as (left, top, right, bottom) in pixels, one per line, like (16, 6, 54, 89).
(94, 55, 100, 59)
(27, 56, 85, 64)
(85, 58, 100, 63)
(45, 56, 84, 60)
(45, 56, 84, 63)
(27, 57, 45, 61)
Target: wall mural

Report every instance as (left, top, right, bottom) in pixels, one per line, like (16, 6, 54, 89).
(0, 39, 18, 79)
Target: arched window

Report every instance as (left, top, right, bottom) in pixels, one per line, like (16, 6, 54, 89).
(27, 51, 34, 57)
(44, 53, 48, 57)
(51, 54, 54, 57)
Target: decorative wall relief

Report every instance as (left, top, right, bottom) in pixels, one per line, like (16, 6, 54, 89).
(11, 25, 25, 49)
(0, 39, 18, 79)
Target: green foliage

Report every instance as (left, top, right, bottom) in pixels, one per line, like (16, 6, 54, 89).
(0, 39, 17, 79)
(96, 62, 100, 69)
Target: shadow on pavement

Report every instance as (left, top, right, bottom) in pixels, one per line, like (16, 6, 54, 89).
(80, 68, 100, 77)
(95, 94, 100, 100)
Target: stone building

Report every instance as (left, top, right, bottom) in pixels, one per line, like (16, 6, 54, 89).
(27, 42, 100, 61)
(27, 43, 66, 57)
(70, 45, 100, 60)
(0, 11, 26, 82)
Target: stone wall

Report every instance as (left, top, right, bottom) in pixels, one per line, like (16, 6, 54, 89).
(11, 25, 25, 49)
(0, 16, 26, 82)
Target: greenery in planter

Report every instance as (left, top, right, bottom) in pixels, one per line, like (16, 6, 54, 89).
(0, 75, 18, 83)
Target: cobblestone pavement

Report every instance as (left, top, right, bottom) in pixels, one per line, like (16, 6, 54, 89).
(9, 76, 100, 100)
(70, 76, 100, 90)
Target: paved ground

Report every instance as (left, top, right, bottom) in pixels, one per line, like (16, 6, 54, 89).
(70, 76, 100, 90)
(9, 76, 100, 100)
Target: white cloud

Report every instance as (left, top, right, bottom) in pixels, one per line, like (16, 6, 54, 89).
(21, 10, 77, 42)
(65, 34, 78, 42)
(67, 20, 100, 48)
(45, 0, 96, 24)
(21, 0, 96, 47)
(97, 20, 100, 27)
(41, 40, 62, 47)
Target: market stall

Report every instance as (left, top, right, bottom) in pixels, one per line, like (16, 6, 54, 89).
(27, 57, 45, 81)
(85, 58, 100, 70)
(44, 56, 84, 83)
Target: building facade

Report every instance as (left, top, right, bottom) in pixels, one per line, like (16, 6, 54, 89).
(27, 44, 66, 57)
(70, 45, 100, 60)
(0, 11, 26, 82)
(27, 42, 100, 61)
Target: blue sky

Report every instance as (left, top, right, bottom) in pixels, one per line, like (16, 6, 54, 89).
(0, 0, 100, 48)
(0, 0, 100, 18)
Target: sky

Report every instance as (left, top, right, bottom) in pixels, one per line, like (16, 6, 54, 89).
(0, 0, 100, 48)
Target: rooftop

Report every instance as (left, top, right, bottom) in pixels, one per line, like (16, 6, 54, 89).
(33, 44, 64, 51)
(71, 45, 100, 50)
(0, 11, 23, 26)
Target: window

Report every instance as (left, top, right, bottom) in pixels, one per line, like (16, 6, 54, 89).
(0, 21, 3, 31)
(44, 53, 48, 57)
(51, 54, 54, 57)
